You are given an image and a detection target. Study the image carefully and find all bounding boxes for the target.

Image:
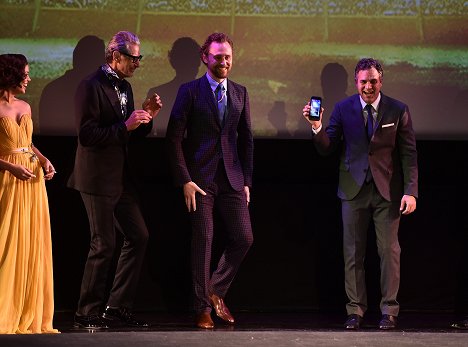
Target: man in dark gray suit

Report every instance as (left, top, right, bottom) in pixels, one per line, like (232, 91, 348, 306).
(166, 32, 253, 329)
(302, 58, 418, 330)
(68, 31, 162, 330)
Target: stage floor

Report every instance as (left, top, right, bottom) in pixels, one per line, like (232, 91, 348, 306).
(1, 312, 467, 346)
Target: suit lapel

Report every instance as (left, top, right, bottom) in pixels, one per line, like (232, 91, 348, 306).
(98, 70, 125, 119)
(375, 93, 388, 131)
(351, 95, 365, 128)
(201, 75, 222, 128)
(347, 95, 370, 143)
(225, 80, 236, 128)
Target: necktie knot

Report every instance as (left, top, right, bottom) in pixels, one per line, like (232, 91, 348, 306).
(215, 83, 225, 103)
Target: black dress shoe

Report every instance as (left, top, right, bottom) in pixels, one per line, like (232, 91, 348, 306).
(102, 306, 149, 327)
(74, 314, 109, 330)
(344, 314, 363, 329)
(450, 317, 468, 330)
(379, 314, 397, 330)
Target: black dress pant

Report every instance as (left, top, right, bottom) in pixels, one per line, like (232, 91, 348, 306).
(76, 187, 148, 316)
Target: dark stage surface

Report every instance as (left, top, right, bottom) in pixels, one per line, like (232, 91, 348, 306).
(9, 136, 465, 347)
(35, 137, 468, 314)
(0, 312, 467, 347)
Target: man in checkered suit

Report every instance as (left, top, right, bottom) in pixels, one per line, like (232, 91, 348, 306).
(166, 32, 254, 329)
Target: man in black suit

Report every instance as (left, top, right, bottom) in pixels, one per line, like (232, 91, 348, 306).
(302, 58, 418, 330)
(68, 31, 162, 330)
(166, 32, 254, 329)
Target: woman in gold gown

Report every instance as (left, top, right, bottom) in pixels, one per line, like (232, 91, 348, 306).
(0, 54, 59, 334)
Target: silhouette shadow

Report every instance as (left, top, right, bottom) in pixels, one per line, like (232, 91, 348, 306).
(320, 62, 349, 127)
(143, 37, 201, 311)
(39, 35, 105, 136)
(268, 100, 291, 138)
(146, 37, 201, 137)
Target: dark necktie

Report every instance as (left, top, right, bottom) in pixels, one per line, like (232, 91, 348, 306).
(366, 104, 374, 141)
(365, 104, 374, 182)
(215, 83, 226, 126)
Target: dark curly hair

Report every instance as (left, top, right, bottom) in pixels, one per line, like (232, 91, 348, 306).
(354, 58, 383, 82)
(0, 54, 28, 90)
(200, 32, 233, 65)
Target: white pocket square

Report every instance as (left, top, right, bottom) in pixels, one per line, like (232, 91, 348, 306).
(382, 123, 394, 128)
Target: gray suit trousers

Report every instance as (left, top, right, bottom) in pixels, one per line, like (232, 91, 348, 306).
(342, 180, 401, 317)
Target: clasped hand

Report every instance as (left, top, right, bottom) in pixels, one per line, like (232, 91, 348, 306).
(143, 93, 163, 118)
(42, 159, 56, 180)
(125, 109, 153, 131)
(10, 158, 55, 181)
(125, 93, 162, 131)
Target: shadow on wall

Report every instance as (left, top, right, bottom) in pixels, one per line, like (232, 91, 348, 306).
(320, 62, 348, 127)
(268, 100, 291, 138)
(291, 62, 349, 138)
(39, 35, 105, 136)
(146, 37, 201, 137)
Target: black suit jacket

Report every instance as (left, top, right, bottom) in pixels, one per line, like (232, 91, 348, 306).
(314, 93, 418, 202)
(68, 68, 151, 196)
(166, 75, 253, 192)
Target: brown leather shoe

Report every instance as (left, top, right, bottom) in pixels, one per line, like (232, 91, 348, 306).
(209, 294, 235, 324)
(195, 312, 214, 329)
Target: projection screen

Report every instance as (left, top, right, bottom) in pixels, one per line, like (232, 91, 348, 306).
(1, 0, 467, 139)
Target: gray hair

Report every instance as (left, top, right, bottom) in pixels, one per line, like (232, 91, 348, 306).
(105, 31, 140, 62)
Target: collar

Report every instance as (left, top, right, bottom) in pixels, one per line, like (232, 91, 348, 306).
(205, 72, 227, 93)
(101, 64, 125, 86)
(359, 92, 381, 111)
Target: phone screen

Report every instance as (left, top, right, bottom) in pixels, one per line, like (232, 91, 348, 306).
(309, 96, 322, 121)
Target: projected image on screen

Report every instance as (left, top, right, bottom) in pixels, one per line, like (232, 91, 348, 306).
(1, 0, 467, 139)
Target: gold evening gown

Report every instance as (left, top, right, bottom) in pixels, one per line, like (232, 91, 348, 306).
(0, 114, 58, 334)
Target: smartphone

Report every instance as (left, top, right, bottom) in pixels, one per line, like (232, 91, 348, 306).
(309, 96, 322, 121)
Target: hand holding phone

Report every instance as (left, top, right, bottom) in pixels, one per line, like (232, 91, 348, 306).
(308, 96, 322, 121)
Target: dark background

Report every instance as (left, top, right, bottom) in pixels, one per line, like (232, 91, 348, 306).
(35, 135, 468, 314)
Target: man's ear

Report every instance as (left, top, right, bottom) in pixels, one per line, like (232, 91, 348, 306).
(201, 53, 208, 65)
(112, 50, 120, 62)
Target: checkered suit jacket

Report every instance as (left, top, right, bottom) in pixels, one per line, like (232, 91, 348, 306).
(166, 74, 253, 191)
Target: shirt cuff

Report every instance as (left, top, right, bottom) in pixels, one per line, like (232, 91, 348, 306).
(311, 123, 322, 135)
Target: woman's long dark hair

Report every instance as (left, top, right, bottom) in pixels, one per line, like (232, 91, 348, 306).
(0, 54, 28, 90)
